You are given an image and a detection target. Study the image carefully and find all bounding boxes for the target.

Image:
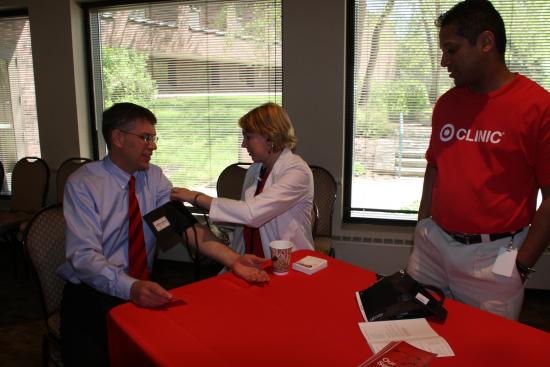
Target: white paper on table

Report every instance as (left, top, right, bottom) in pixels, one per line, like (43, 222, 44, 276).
(358, 318, 455, 357)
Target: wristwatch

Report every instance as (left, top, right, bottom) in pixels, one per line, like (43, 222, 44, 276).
(516, 261, 535, 282)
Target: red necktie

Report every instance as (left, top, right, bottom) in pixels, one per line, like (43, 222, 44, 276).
(128, 176, 149, 280)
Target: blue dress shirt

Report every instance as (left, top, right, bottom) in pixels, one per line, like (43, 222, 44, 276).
(57, 156, 172, 300)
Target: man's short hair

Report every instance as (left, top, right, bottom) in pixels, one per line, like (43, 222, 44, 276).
(437, 0, 507, 56)
(102, 102, 157, 148)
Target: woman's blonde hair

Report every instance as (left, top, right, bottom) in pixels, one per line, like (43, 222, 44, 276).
(238, 102, 297, 151)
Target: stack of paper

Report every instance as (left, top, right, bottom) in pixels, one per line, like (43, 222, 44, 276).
(357, 318, 454, 357)
(292, 255, 328, 275)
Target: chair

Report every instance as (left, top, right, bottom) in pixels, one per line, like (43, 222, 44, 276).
(310, 165, 337, 256)
(56, 157, 92, 203)
(0, 157, 50, 234)
(0, 157, 50, 277)
(216, 162, 251, 200)
(212, 163, 251, 246)
(0, 160, 4, 193)
(310, 201, 319, 238)
(23, 203, 66, 366)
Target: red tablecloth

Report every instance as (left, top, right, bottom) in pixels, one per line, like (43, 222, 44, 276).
(108, 250, 550, 366)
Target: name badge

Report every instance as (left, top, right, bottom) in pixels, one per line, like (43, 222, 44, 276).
(492, 246, 517, 277)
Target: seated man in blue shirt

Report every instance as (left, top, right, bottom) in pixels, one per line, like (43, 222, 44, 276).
(57, 102, 269, 366)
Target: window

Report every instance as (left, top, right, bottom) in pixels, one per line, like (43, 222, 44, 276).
(345, 0, 550, 223)
(88, 0, 281, 195)
(0, 14, 40, 195)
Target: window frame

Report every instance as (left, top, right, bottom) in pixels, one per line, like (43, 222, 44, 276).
(83, 0, 282, 190)
(0, 8, 41, 197)
(343, 0, 417, 226)
(344, 0, 550, 226)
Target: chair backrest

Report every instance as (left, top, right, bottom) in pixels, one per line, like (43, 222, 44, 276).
(309, 165, 337, 238)
(56, 157, 92, 203)
(11, 157, 50, 213)
(23, 204, 66, 318)
(0, 160, 4, 193)
(216, 163, 251, 200)
(311, 201, 319, 238)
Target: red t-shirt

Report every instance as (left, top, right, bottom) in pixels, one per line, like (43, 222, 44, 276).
(426, 74, 550, 233)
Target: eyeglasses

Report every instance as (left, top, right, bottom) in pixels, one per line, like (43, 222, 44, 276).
(120, 130, 158, 144)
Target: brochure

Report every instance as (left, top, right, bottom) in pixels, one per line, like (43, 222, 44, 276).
(358, 340, 436, 366)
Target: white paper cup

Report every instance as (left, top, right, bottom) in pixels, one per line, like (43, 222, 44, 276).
(269, 240, 294, 275)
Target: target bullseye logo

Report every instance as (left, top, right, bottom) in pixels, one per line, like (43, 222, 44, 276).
(440, 123, 455, 142)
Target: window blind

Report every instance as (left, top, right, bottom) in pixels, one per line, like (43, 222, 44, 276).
(346, 0, 550, 222)
(0, 15, 40, 195)
(88, 0, 282, 196)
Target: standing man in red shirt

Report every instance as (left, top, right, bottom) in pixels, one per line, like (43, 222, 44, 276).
(407, 0, 550, 320)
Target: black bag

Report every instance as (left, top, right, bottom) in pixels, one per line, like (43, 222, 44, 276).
(143, 200, 198, 251)
(358, 270, 447, 322)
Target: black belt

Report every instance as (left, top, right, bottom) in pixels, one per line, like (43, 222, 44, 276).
(445, 228, 524, 245)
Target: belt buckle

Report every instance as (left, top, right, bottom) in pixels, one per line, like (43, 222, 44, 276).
(457, 233, 476, 245)
(452, 232, 468, 244)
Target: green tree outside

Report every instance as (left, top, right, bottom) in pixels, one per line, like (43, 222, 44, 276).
(102, 47, 158, 108)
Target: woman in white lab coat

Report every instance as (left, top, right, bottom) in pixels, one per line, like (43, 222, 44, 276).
(171, 102, 314, 258)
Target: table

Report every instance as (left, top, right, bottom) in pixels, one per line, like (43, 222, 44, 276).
(108, 250, 550, 366)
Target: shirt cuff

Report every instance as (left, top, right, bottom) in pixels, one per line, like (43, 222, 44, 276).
(208, 197, 224, 221)
(116, 272, 138, 300)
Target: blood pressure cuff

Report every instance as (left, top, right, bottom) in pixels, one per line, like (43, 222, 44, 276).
(143, 200, 197, 251)
(358, 270, 447, 322)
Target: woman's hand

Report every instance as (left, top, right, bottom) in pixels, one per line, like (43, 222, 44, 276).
(171, 188, 213, 209)
(171, 187, 196, 203)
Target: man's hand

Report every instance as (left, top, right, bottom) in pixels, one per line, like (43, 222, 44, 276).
(130, 280, 173, 308)
(231, 254, 269, 283)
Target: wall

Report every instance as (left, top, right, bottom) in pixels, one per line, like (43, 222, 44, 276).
(2, 0, 548, 288)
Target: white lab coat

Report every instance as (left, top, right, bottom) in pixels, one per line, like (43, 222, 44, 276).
(209, 148, 314, 256)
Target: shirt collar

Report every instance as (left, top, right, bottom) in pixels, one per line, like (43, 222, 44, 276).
(103, 155, 145, 189)
(272, 147, 291, 171)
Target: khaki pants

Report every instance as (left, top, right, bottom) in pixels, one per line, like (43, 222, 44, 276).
(407, 218, 527, 320)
